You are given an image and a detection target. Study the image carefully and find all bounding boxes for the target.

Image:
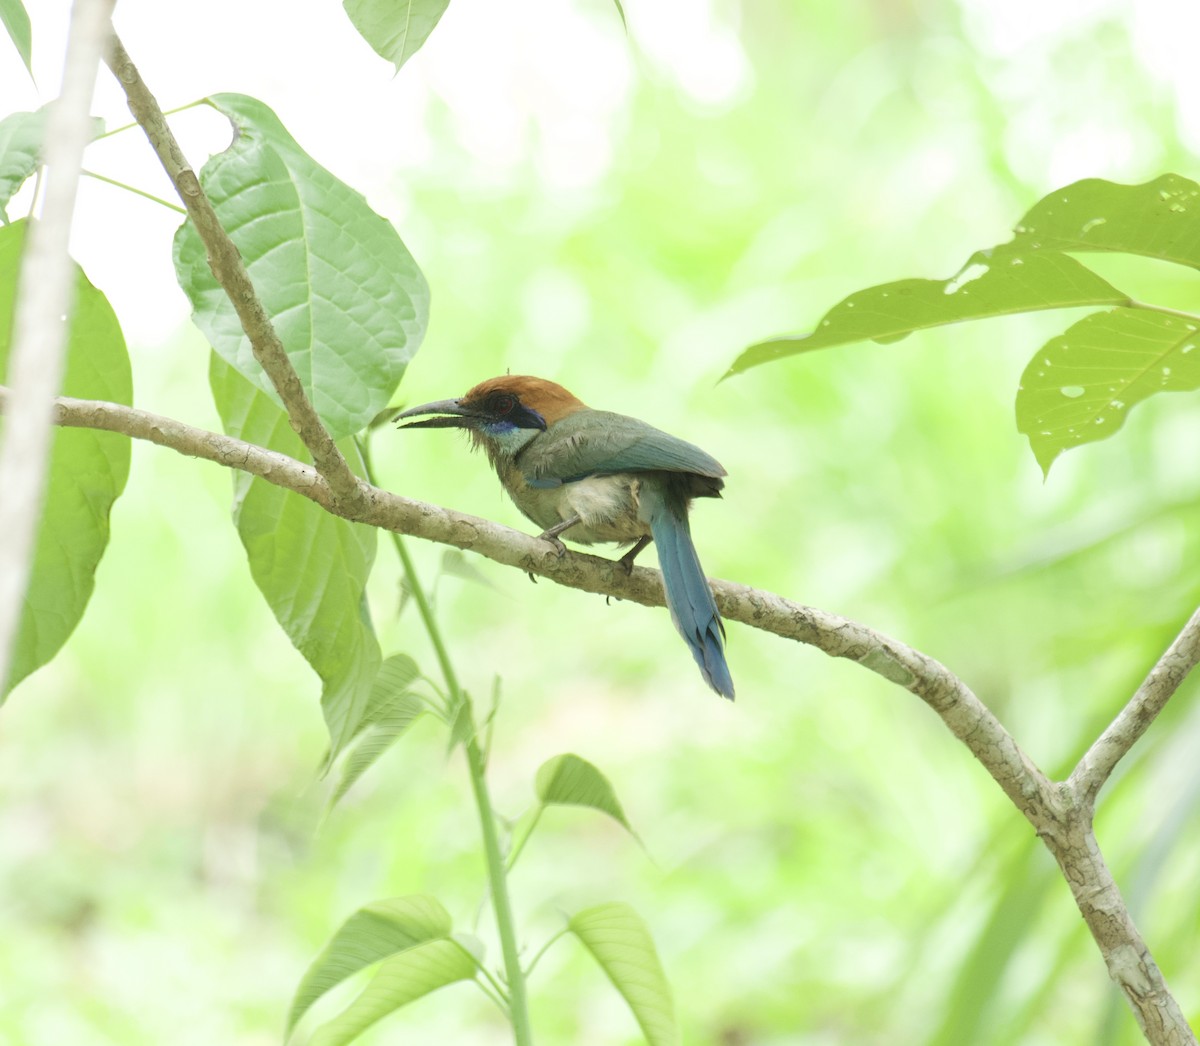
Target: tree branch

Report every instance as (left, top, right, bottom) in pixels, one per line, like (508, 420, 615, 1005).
(7, 384, 1198, 1042)
(1068, 606, 1200, 807)
(7, 387, 1052, 812)
(101, 31, 364, 510)
(0, 0, 115, 695)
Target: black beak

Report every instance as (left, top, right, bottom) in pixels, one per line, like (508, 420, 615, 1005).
(394, 398, 483, 430)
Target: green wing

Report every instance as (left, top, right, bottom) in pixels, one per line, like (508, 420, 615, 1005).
(517, 410, 726, 487)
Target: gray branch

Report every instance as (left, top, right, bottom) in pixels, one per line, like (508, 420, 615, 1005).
(1069, 606, 1200, 806)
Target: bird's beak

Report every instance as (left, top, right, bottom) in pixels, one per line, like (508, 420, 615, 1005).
(394, 398, 482, 429)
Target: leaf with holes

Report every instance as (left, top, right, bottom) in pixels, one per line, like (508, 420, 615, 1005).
(210, 355, 379, 760)
(287, 895, 467, 1038)
(174, 93, 428, 439)
(728, 251, 1127, 376)
(0, 220, 131, 696)
(1016, 308, 1200, 475)
(570, 902, 678, 1046)
(1008, 174, 1200, 270)
(342, 0, 451, 72)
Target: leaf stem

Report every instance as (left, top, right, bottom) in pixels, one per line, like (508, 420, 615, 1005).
(1125, 299, 1200, 326)
(524, 928, 568, 979)
(80, 169, 186, 213)
(506, 805, 544, 872)
(93, 100, 205, 141)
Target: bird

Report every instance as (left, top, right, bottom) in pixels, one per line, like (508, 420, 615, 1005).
(396, 375, 734, 700)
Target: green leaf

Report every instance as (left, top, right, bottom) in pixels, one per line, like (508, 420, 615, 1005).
(1016, 307, 1200, 475)
(535, 753, 634, 834)
(308, 939, 475, 1046)
(342, 0, 451, 72)
(728, 250, 1128, 376)
(174, 93, 428, 440)
(329, 655, 425, 807)
(287, 895, 461, 1037)
(569, 902, 678, 1046)
(209, 355, 380, 760)
(1009, 174, 1200, 269)
(0, 112, 42, 222)
(0, 110, 101, 224)
(0, 0, 32, 79)
(0, 219, 131, 696)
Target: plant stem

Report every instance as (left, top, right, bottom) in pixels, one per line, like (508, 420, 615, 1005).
(359, 438, 533, 1046)
(81, 169, 186, 213)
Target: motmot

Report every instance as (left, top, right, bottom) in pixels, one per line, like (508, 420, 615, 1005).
(397, 376, 735, 700)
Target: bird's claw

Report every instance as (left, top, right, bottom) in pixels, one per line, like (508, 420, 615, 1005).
(539, 533, 568, 558)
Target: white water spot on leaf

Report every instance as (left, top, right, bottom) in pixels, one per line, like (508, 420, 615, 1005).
(1183, 343, 1195, 354)
(943, 262, 989, 295)
(1080, 218, 1107, 234)
(1110, 400, 1125, 409)
(1009, 256, 1025, 266)
(1060, 385, 1085, 398)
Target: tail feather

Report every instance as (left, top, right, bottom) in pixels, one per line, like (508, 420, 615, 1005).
(645, 494, 734, 700)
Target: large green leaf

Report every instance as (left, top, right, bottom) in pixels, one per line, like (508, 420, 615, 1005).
(0, 219, 131, 696)
(342, 0, 451, 72)
(174, 93, 428, 440)
(0, 0, 31, 79)
(729, 250, 1127, 375)
(209, 355, 379, 759)
(1016, 307, 1200, 475)
(1009, 174, 1200, 269)
(569, 902, 678, 1046)
(287, 895, 458, 1036)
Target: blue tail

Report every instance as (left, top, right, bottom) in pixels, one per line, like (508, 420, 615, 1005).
(644, 489, 735, 700)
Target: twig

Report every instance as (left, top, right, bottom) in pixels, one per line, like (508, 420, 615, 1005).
(101, 32, 363, 510)
(9, 388, 1053, 813)
(0, 0, 115, 694)
(1069, 606, 1200, 806)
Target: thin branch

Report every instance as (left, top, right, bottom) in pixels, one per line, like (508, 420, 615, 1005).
(0, 0, 115, 695)
(1069, 606, 1200, 806)
(14, 388, 1054, 817)
(101, 32, 363, 510)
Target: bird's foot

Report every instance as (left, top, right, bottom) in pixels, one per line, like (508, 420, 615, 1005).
(537, 531, 568, 558)
(615, 535, 652, 575)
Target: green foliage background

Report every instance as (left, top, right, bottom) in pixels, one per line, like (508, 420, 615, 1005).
(4, 1, 1200, 1043)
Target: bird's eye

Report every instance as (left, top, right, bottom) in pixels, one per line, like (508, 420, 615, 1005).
(494, 393, 516, 415)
